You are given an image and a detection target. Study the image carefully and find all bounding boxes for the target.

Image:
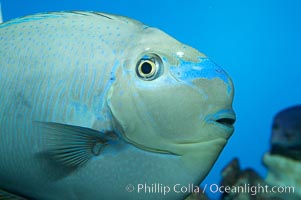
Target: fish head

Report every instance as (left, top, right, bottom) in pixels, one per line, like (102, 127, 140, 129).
(107, 26, 235, 179)
(271, 106, 301, 147)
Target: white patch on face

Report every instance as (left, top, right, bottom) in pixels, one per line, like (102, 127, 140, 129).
(176, 51, 184, 58)
(192, 66, 203, 71)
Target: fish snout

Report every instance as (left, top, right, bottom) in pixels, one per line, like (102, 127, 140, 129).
(173, 58, 236, 134)
(170, 58, 235, 104)
(169, 58, 231, 85)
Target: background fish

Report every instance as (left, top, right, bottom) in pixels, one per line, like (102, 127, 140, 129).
(270, 105, 301, 160)
(262, 105, 301, 199)
(0, 11, 235, 199)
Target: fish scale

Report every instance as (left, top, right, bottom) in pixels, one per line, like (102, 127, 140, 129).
(2, 15, 117, 123)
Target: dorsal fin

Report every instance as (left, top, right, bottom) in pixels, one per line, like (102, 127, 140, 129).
(0, 11, 144, 29)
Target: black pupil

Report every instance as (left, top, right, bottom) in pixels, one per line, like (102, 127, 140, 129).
(141, 62, 153, 74)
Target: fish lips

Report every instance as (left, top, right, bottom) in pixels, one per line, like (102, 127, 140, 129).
(206, 109, 236, 133)
(176, 110, 235, 146)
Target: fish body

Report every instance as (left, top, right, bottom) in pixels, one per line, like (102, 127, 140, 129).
(0, 12, 235, 199)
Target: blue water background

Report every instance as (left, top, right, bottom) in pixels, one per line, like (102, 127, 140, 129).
(2, 0, 301, 199)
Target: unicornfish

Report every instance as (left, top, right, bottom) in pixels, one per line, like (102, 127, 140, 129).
(0, 11, 235, 199)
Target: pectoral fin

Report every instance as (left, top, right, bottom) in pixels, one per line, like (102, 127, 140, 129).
(35, 122, 117, 168)
(0, 188, 28, 200)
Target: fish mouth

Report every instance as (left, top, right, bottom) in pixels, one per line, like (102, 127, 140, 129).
(207, 109, 236, 130)
(215, 117, 236, 128)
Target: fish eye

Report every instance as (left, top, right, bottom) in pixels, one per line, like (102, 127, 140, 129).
(138, 60, 155, 77)
(272, 123, 279, 131)
(136, 54, 163, 80)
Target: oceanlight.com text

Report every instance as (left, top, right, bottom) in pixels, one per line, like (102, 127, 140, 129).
(207, 183, 295, 196)
(125, 183, 295, 196)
